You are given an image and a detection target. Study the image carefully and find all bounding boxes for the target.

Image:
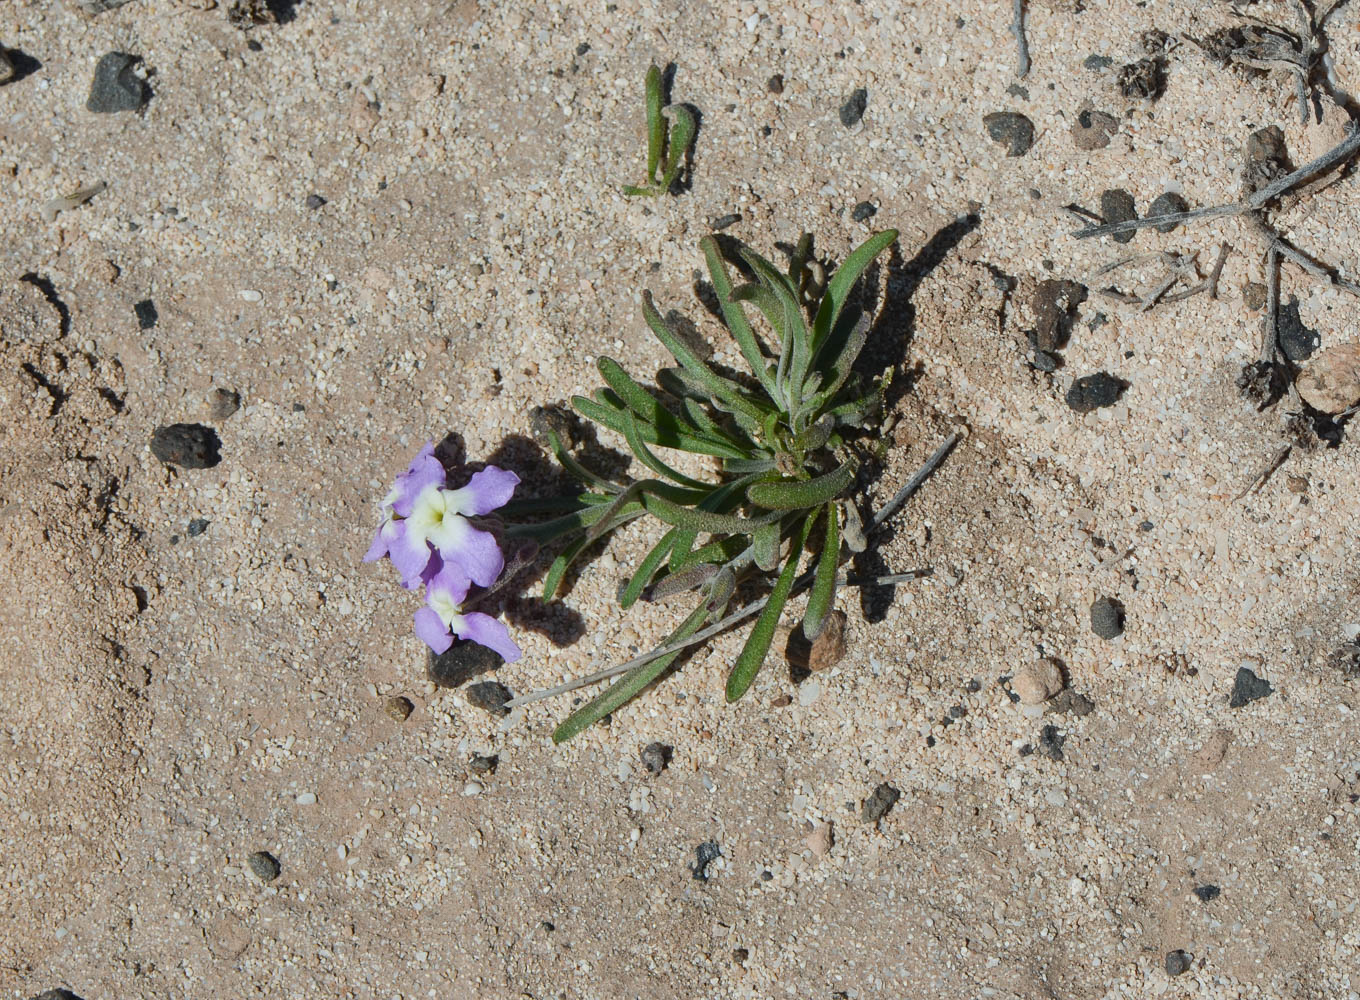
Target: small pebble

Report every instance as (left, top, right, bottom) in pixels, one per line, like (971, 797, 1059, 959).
(385, 695, 414, 722)
(134, 299, 157, 330)
(186, 517, 210, 537)
(295, 791, 316, 805)
(839, 88, 868, 127)
(1241, 282, 1267, 311)
(1243, 126, 1290, 197)
(469, 753, 498, 775)
(850, 201, 877, 222)
(1065, 372, 1126, 413)
(150, 423, 222, 469)
(1193, 885, 1221, 902)
(766, 73, 784, 94)
(1165, 950, 1192, 976)
(1083, 54, 1113, 71)
(304, 194, 326, 210)
(1297, 344, 1360, 412)
(786, 610, 848, 674)
(709, 213, 741, 230)
(462, 781, 483, 797)
(205, 387, 241, 420)
(1037, 724, 1066, 761)
(805, 821, 834, 858)
(1032, 278, 1087, 352)
(464, 680, 511, 716)
(1228, 666, 1273, 708)
(1045, 690, 1095, 717)
(690, 840, 722, 881)
(861, 782, 900, 823)
(247, 851, 281, 882)
(1071, 107, 1119, 150)
(86, 52, 149, 113)
(1146, 191, 1189, 232)
(1100, 188, 1138, 244)
(1277, 297, 1321, 362)
(1090, 596, 1125, 639)
(640, 741, 672, 776)
(982, 111, 1035, 157)
(1013, 659, 1064, 704)
(239, 289, 263, 302)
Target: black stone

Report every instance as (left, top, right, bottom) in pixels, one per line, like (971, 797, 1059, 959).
(186, 517, 210, 537)
(1090, 596, 1125, 639)
(86, 52, 150, 113)
(1083, 54, 1113, 71)
(1100, 188, 1138, 244)
(1193, 884, 1221, 902)
(427, 639, 503, 688)
(1066, 372, 1126, 413)
(839, 88, 868, 127)
(150, 423, 222, 469)
(134, 299, 158, 329)
(1032, 349, 1059, 372)
(27, 992, 85, 1000)
(861, 782, 900, 823)
(1005, 83, 1029, 100)
(1033, 278, 1087, 352)
(850, 200, 877, 222)
(690, 840, 722, 881)
(1037, 725, 1065, 761)
(469, 753, 499, 775)
(640, 741, 672, 776)
(1165, 950, 1192, 976)
(247, 851, 281, 882)
(1228, 667, 1273, 708)
(464, 680, 512, 716)
(575, 42, 591, 56)
(982, 111, 1035, 156)
(710, 213, 741, 230)
(1147, 191, 1189, 233)
(305, 193, 326, 210)
(766, 73, 784, 94)
(1277, 296, 1321, 361)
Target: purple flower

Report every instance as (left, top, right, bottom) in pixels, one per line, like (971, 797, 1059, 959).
(364, 442, 447, 587)
(414, 561, 523, 661)
(403, 466, 520, 587)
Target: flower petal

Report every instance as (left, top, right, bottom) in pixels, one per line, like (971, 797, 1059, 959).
(390, 524, 436, 588)
(451, 611, 522, 663)
(391, 442, 447, 517)
(443, 466, 520, 516)
(414, 606, 453, 654)
(424, 559, 471, 609)
(427, 516, 504, 588)
(363, 520, 392, 562)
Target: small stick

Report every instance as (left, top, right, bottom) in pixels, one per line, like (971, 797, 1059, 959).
(1011, 0, 1030, 78)
(1247, 126, 1360, 210)
(1138, 271, 1183, 312)
(1161, 281, 1208, 303)
(1207, 241, 1231, 299)
(504, 569, 933, 708)
(871, 431, 961, 530)
(1235, 444, 1292, 500)
(1096, 287, 1141, 304)
(1072, 203, 1242, 240)
(1264, 246, 1282, 363)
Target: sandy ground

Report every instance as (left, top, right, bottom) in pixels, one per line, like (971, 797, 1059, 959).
(3, 0, 1360, 997)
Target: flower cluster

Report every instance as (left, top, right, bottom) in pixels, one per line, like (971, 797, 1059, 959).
(364, 442, 522, 661)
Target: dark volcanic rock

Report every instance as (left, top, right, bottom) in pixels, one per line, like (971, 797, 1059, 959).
(1147, 191, 1189, 232)
(690, 840, 722, 881)
(1100, 188, 1138, 244)
(1090, 596, 1125, 639)
(464, 680, 512, 716)
(861, 782, 901, 823)
(150, 424, 221, 469)
(839, 88, 868, 127)
(1228, 667, 1273, 708)
(86, 52, 149, 113)
(983, 111, 1035, 156)
(1065, 372, 1127, 413)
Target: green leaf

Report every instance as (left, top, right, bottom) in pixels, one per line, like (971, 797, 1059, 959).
(545, 428, 621, 493)
(747, 460, 856, 510)
(598, 357, 704, 439)
(803, 503, 839, 640)
(705, 564, 736, 615)
(787, 232, 813, 288)
(542, 535, 588, 599)
(802, 313, 870, 420)
(725, 514, 814, 702)
(620, 411, 711, 490)
(641, 291, 767, 424)
(699, 236, 780, 398)
(740, 246, 811, 405)
(553, 601, 710, 743)
(657, 105, 696, 192)
(572, 393, 747, 459)
(646, 561, 718, 601)
(752, 519, 781, 571)
(810, 229, 897, 356)
(644, 64, 664, 182)
(622, 183, 661, 198)
(620, 528, 679, 609)
(824, 388, 881, 428)
(668, 527, 697, 571)
(643, 491, 780, 534)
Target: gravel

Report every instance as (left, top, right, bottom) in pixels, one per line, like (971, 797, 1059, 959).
(1193, 885, 1221, 902)
(766, 73, 783, 94)
(1164, 950, 1192, 976)
(247, 851, 281, 882)
(1099, 188, 1138, 244)
(304, 194, 327, 210)
(850, 201, 877, 222)
(1071, 107, 1119, 150)
(1228, 666, 1273, 708)
(1146, 191, 1189, 233)
(1012, 659, 1064, 704)
(469, 753, 499, 775)
(1037, 725, 1066, 761)
(640, 741, 672, 776)
(150, 424, 222, 469)
(1045, 690, 1095, 717)
(186, 517, 210, 537)
(1089, 596, 1125, 639)
(1065, 372, 1126, 413)
(205, 387, 241, 420)
(982, 112, 1035, 157)
(838, 88, 868, 127)
(384, 696, 414, 722)
(861, 782, 900, 823)
(134, 299, 157, 329)
(690, 841, 722, 881)
(1277, 297, 1321, 362)
(86, 52, 150, 113)
(464, 681, 512, 716)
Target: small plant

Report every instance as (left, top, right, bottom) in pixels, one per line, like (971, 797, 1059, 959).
(524, 228, 899, 741)
(622, 64, 696, 197)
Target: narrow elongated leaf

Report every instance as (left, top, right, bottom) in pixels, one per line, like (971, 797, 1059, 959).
(620, 528, 679, 609)
(699, 236, 780, 397)
(646, 561, 718, 601)
(803, 503, 840, 640)
(658, 105, 696, 192)
(643, 491, 780, 534)
(752, 519, 781, 571)
(644, 64, 664, 182)
(747, 460, 856, 510)
(541, 503, 647, 598)
(546, 428, 621, 493)
(705, 564, 736, 615)
(801, 313, 870, 420)
(810, 229, 897, 355)
(641, 291, 767, 423)
(729, 282, 789, 344)
(740, 246, 812, 403)
(668, 527, 697, 571)
(598, 357, 714, 444)
(583, 481, 647, 545)
(572, 394, 747, 459)
(725, 514, 814, 702)
(542, 536, 588, 599)
(621, 412, 710, 489)
(787, 232, 813, 288)
(553, 601, 710, 743)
